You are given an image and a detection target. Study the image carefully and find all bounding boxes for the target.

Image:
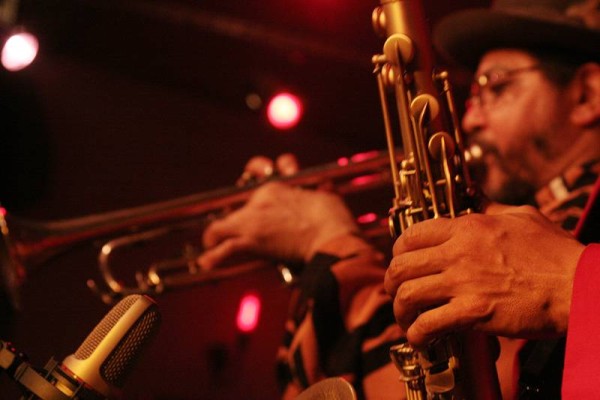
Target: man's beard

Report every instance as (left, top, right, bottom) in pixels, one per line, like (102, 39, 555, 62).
(488, 175, 537, 205)
(467, 144, 537, 206)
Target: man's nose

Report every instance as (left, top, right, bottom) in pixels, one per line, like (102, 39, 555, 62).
(461, 100, 486, 135)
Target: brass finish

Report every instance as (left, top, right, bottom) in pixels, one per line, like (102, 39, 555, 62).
(0, 151, 397, 305)
(372, 0, 502, 398)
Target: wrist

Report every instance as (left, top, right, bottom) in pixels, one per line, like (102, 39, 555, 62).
(306, 231, 371, 262)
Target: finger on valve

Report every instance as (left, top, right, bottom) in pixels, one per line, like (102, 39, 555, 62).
(236, 155, 275, 186)
(236, 153, 300, 186)
(275, 153, 300, 176)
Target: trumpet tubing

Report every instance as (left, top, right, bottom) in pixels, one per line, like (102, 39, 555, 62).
(372, 0, 501, 398)
(0, 150, 398, 305)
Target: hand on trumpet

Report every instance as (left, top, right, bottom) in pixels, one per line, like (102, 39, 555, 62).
(198, 154, 360, 270)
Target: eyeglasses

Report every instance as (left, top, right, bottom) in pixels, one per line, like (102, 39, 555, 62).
(467, 65, 542, 109)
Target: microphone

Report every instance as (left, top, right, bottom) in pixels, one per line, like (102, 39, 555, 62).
(0, 294, 161, 400)
(294, 377, 357, 400)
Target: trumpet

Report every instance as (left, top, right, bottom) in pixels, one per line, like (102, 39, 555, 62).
(0, 150, 398, 305)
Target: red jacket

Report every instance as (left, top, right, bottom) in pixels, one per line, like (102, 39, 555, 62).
(563, 177, 600, 399)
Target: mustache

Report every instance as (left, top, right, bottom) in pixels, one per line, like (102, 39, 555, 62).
(466, 139, 517, 173)
(466, 139, 500, 160)
(465, 137, 538, 205)
(465, 140, 499, 183)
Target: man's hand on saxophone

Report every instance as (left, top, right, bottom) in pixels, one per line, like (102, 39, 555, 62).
(383, 203, 585, 348)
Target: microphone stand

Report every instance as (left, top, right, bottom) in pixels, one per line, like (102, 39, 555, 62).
(1, 339, 107, 400)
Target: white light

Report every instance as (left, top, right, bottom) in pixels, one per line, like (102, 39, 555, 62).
(2, 32, 39, 72)
(267, 92, 303, 130)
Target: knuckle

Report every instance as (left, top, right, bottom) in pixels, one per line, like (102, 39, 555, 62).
(414, 314, 434, 337)
(463, 297, 493, 321)
(396, 281, 416, 305)
(393, 227, 418, 253)
(408, 316, 431, 346)
(387, 256, 407, 281)
(383, 269, 397, 296)
(392, 297, 411, 329)
(385, 257, 408, 297)
(401, 222, 422, 242)
(460, 213, 486, 230)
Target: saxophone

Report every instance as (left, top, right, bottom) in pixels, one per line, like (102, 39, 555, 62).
(371, 1, 502, 398)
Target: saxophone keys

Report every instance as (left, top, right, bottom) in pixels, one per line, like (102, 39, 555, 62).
(428, 132, 456, 161)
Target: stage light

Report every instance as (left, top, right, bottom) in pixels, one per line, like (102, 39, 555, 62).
(266, 92, 303, 130)
(357, 212, 377, 225)
(236, 292, 261, 333)
(1, 30, 38, 71)
(337, 157, 349, 166)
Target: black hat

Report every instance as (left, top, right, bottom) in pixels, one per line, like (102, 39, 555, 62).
(433, 0, 600, 70)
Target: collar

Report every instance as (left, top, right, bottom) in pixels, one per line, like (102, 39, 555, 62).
(535, 159, 600, 230)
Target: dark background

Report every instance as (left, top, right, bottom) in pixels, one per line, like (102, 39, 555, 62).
(1, 0, 488, 399)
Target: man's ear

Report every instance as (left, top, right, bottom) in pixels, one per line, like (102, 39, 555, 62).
(570, 62, 600, 127)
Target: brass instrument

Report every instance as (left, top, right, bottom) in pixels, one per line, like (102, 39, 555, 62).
(371, 0, 502, 398)
(0, 150, 396, 306)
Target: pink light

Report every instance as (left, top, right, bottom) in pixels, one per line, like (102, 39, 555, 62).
(1, 32, 39, 72)
(350, 150, 380, 163)
(350, 173, 380, 187)
(357, 212, 377, 224)
(0, 207, 6, 217)
(267, 92, 303, 130)
(337, 157, 349, 166)
(236, 293, 261, 333)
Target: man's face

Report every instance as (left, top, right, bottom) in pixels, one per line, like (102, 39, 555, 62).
(462, 49, 576, 204)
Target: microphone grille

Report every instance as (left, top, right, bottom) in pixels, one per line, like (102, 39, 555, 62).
(295, 377, 357, 400)
(102, 305, 161, 387)
(73, 295, 161, 388)
(74, 295, 142, 360)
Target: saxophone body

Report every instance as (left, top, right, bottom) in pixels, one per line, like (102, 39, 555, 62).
(371, 1, 502, 398)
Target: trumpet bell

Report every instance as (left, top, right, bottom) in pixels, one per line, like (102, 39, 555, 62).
(1, 207, 23, 309)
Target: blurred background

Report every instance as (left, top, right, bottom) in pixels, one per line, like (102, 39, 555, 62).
(0, 0, 488, 398)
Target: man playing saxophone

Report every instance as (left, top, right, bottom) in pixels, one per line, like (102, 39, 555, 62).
(385, 0, 600, 398)
(200, 0, 600, 398)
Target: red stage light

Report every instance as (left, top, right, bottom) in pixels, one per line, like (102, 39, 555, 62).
(337, 157, 350, 166)
(1, 32, 38, 71)
(357, 212, 377, 224)
(266, 92, 303, 130)
(236, 293, 261, 333)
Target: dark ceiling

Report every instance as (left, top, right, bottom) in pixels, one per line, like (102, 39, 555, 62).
(1, 1, 489, 399)
(3, 0, 490, 217)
